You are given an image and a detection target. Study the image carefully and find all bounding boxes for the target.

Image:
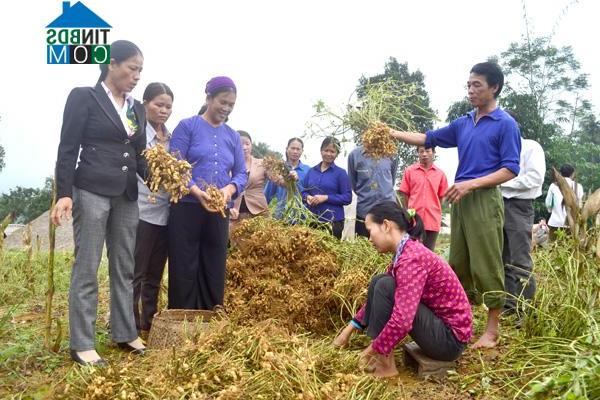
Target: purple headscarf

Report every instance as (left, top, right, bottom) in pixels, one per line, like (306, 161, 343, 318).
(205, 76, 236, 95)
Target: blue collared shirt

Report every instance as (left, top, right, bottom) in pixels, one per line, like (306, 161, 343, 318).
(137, 123, 171, 225)
(170, 116, 247, 205)
(425, 108, 521, 182)
(347, 146, 398, 218)
(264, 161, 311, 219)
(301, 162, 352, 222)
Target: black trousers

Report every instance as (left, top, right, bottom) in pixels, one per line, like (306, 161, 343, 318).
(331, 220, 344, 240)
(502, 198, 536, 311)
(423, 230, 439, 251)
(311, 220, 344, 239)
(355, 216, 369, 239)
(361, 274, 465, 361)
(133, 220, 169, 331)
(168, 202, 229, 310)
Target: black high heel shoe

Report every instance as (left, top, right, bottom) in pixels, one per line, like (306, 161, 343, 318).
(70, 349, 108, 367)
(117, 342, 146, 355)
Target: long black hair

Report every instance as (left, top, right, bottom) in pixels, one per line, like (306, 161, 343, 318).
(97, 40, 143, 83)
(366, 201, 424, 240)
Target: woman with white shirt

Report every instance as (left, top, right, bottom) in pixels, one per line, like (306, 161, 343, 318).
(132, 82, 174, 338)
(545, 164, 584, 239)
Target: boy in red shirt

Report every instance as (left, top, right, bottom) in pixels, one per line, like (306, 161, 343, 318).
(398, 146, 448, 250)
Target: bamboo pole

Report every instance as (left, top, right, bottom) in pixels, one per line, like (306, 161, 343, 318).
(44, 179, 57, 350)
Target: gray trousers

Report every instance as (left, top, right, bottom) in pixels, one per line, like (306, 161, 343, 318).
(502, 198, 536, 311)
(70, 187, 139, 350)
(361, 274, 465, 361)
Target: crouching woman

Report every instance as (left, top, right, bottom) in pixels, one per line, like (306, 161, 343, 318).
(333, 201, 472, 377)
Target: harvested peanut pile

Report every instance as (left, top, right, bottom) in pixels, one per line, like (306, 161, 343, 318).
(143, 144, 192, 203)
(205, 185, 227, 217)
(59, 319, 420, 399)
(362, 122, 397, 159)
(225, 217, 389, 334)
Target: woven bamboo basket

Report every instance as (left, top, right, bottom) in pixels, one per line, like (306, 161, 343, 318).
(147, 309, 215, 349)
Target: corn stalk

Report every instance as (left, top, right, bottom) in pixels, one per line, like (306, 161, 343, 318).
(552, 168, 600, 251)
(22, 223, 34, 294)
(45, 179, 57, 350)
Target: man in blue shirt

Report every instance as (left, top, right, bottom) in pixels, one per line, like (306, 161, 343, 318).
(390, 62, 521, 349)
(347, 146, 398, 238)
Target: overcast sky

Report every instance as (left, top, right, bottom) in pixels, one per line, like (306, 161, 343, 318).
(1, 0, 599, 193)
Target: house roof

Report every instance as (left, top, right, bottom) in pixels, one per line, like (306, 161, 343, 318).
(46, 1, 111, 28)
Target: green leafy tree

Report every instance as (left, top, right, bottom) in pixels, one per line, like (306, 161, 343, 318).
(501, 36, 591, 131)
(0, 177, 53, 224)
(446, 99, 472, 123)
(358, 58, 436, 132)
(251, 141, 283, 159)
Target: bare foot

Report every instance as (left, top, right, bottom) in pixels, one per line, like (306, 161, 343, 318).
(471, 331, 498, 349)
(370, 353, 399, 378)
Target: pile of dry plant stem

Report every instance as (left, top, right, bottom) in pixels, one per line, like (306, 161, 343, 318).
(225, 217, 388, 334)
(60, 320, 408, 400)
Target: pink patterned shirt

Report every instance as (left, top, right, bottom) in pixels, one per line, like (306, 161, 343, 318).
(355, 239, 472, 355)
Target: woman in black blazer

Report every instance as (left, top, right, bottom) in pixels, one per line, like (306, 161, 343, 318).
(51, 40, 147, 366)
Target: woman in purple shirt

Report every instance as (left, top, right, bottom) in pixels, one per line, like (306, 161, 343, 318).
(302, 137, 352, 239)
(168, 76, 247, 310)
(333, 202, 472, 377)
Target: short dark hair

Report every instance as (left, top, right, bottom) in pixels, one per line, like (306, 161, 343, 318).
(143, 82, 174, 103)
(560, 164, 575, 177)
(238, 130, 252, 142)
(470, 62, 504, 98)
(417, 145, 435, 152)
(98, 40, 142, 83)
(367, 201, 424, 240)
(320, 136, 340, 152)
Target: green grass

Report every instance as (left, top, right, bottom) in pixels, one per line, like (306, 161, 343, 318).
(0, 232, 598, 399)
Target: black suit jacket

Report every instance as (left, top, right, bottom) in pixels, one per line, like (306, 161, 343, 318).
(55, 83, 147, 201)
